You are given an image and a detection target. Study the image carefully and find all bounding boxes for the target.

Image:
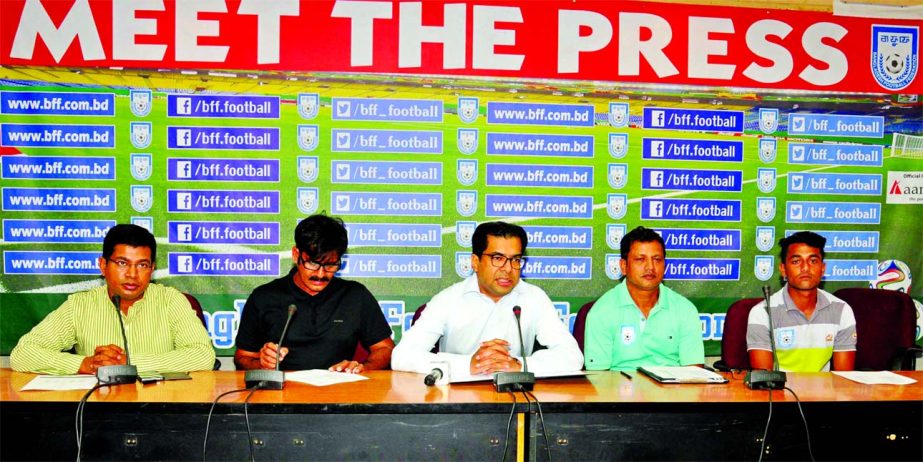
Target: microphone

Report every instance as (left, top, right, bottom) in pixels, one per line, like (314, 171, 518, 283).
(493, 305, 535, 392)
(745, 286, 788, 390)
(245, 304, 297, 389)
(96, 295, 138, 385)
(424, 368, 443, 386)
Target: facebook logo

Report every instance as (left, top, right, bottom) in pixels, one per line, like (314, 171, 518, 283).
(177, 129, 192, 147)
(650, 170, 664, 187)
(649, 200, 663, 218)
(177, 256, 193, 273)
(177, 161, 192, 179)
(177, 97, 192, 115)
(651, 140, 664, 157)
(177, 193, 192, 210)
(651, 110, 665, 127)
(177, 224, 192, 242)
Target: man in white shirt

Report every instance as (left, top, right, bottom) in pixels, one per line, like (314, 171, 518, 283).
(392, 222, 583, 376)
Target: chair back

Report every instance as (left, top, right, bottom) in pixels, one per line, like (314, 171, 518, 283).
(183, 293, 221, 370)
(833, 288, 917, 371)
(183, 293, 208, 329)
(572, 300, 596, 353)
(411, 303, 427, 326)
(717, 297, 763, 371)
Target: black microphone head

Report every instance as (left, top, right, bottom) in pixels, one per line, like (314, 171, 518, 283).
(512, 305, 522, 318)
(287, 304, 297, 315)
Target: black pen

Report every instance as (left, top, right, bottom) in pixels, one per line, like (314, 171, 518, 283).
(620, 371, 632, 380)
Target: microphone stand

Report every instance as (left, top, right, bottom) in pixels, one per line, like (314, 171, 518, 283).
(245, 305, 297, 389)
(494, 306, 535, 392)
(96, 295, 138, 385)
(745, 286, 787, 390)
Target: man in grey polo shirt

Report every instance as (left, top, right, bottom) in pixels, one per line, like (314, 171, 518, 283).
(747, 231, 856, 372)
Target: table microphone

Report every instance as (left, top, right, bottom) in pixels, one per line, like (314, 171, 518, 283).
(245, 304, 297, 389)
(493, 305, 535, 392)
(424, 368, 443, 386)
(745, 286, 787, 390)
(96, 295, 138, 385)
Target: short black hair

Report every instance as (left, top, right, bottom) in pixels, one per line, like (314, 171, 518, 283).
(102, 224, 156, 261)
(779, 231, 826, 261)
(294, 214, 348, 260)
(620, 226, 665, 260)
(471, 222, 528, 256)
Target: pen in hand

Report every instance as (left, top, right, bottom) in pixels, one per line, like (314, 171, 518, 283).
(620, 371, 632, 380)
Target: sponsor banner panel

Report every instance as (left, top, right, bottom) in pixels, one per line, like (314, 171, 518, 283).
(167, 221, 280, 245)
(665, 258, 741, 281)
(4, 251, 100, 275)
(331, 98, 443, 122)
(2, 156, 115, 180)
(524, 226, 593, 250)
(167, 158, 280, 182)
(169, 253, 280, 276)
(3, 187, 115, 212)
(338, 254, 441, 278)
(331, 161, 442, 185)
(784, 230, 880, 253)
(331, 192, 442, 216)
(521, 256, 592, 280)
(1, 123, 114, 148)
(167, 95, 280, 118)
(487, 164, 593, 188)
(346, 223, 442, 247)
(3, 219, 115, 243)
(1, 91, 114, 116)
(656, 228, 742, 252)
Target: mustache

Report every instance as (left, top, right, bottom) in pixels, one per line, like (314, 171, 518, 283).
(309, 275, 331, 282)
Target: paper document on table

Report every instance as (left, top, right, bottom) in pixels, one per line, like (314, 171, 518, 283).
(449, 370, 587, 384)
(21, 374, 98, 391)
(285, 370, 369, 386)
(832, 371, 917, 385)
(638, 366, 728, 384)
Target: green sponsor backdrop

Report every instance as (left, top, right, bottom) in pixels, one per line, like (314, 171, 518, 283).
(1, 70, 921, 357)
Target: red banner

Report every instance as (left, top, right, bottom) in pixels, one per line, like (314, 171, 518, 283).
(1, 0, 919, 93)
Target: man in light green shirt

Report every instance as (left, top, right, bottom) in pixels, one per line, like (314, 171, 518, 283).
(10, 224, 215, 375)
(584, 226, 704, 371)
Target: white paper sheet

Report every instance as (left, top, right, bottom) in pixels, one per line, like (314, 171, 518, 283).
(832, 371, 917, 385)
(285, 369, 369, 386)
(20, 374, 98, 391)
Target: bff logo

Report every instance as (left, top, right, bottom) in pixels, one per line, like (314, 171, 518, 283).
(130, 90, 152, 117)
(297, 125, 318, 152)
(457, 97, 479, 124)
(298, 93, 319, 119)
(130, 185, 153, 213)
(130, 153, 152, 181)
(609, 102, 629, 128)
(130, 122, 152, 149)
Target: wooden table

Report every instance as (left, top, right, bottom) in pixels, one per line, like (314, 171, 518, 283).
(2, 369, 920, 461)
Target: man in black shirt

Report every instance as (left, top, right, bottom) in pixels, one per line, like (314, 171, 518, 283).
(234, 214, 394, 372)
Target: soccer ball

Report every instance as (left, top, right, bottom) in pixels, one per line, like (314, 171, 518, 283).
(884, 53, 905, 75)
(869, 259, 912, 293)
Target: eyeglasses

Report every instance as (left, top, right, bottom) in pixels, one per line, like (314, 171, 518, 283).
(482, 253, 526, 269)
(298, 255, 341, 272)
(107, 258, 153, 272)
